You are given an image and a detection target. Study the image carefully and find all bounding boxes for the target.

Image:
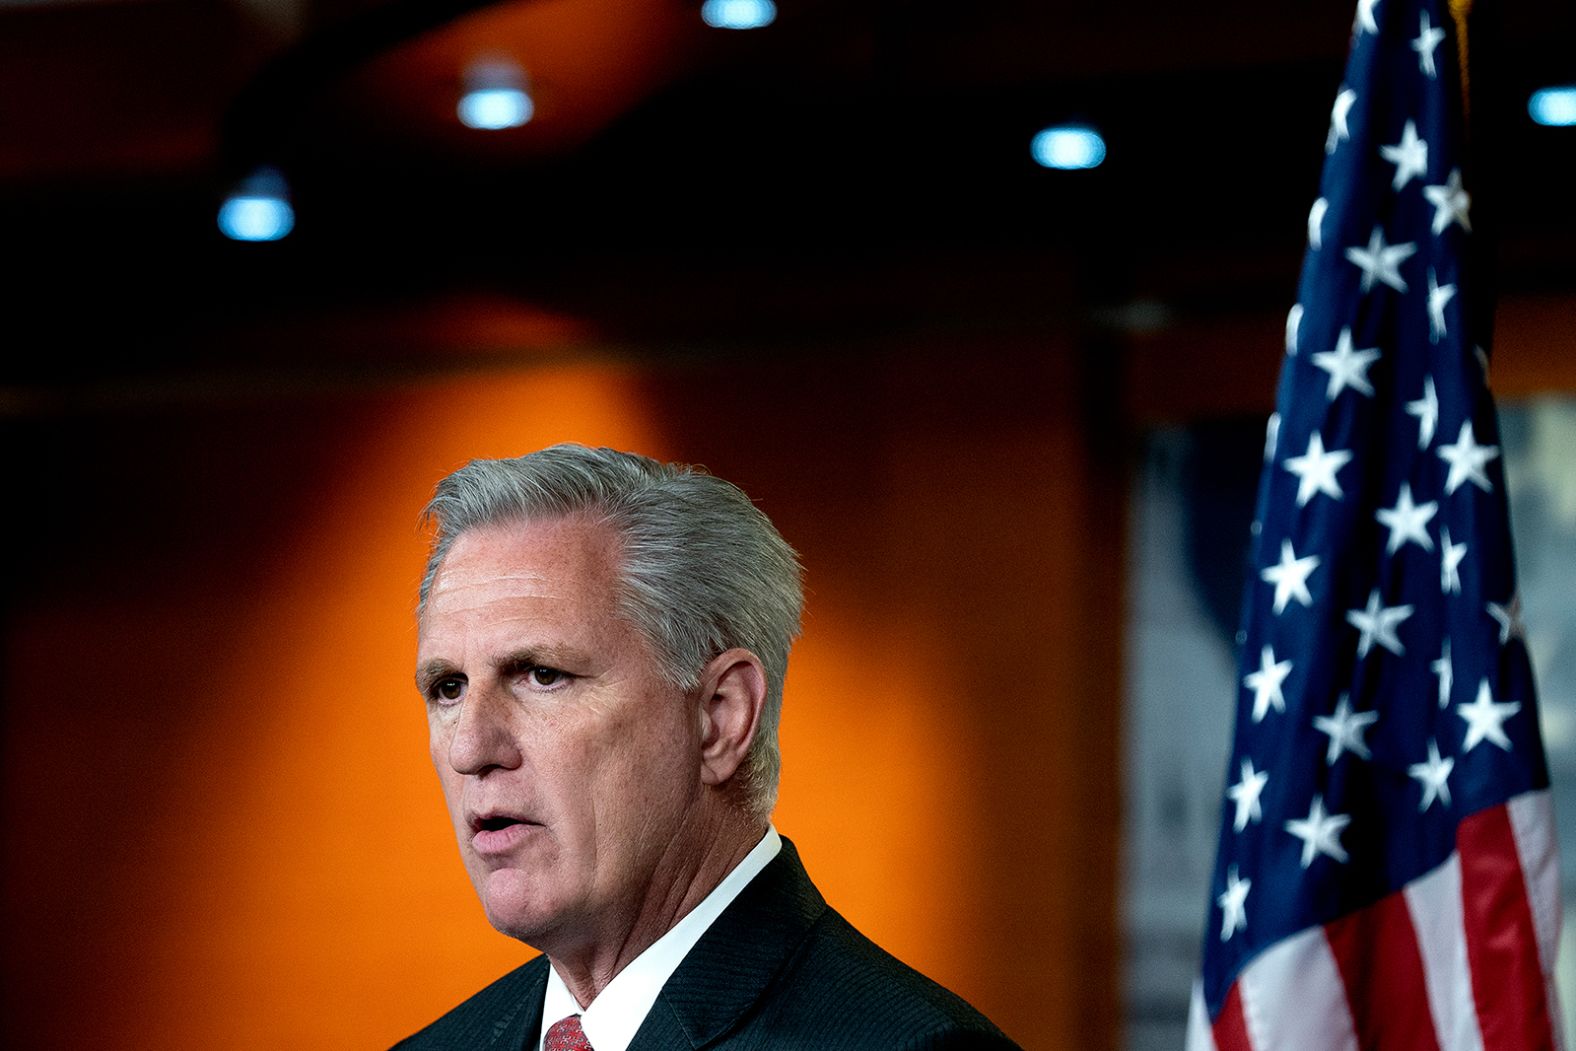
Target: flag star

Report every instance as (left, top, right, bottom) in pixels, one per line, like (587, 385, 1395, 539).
(1227, 759, 1270, 832)
(1424, 169, 1472, 235)
(1264, 412, 1281, 462)
(1355, 0, 1380, 36)
(1244, 645, 1294, 723)
(1286, 304, 1303, 355)
(1346, 226, 1417, 293)
(1406, 376, 1439, 449)
(1313, 693, 1378, 764)
(1441, 527, 1467, 592)
(1376, 482, 1438, 553)
(1433, 639, 1454, 708)
(1327, 87, 1358, 153)
(1308, 197, 1329, 250)
(1283, 431, 1354, 506)
(1438, 420, 1500, 494)
(1285, 794, 1351, 867)
(1218, 865, 1251, 941)
(1346, 587, 1414, 658)
(1428, 268, 1456, 343)
(1409, 739, 1454, 811)
(1312, 327, 1382, 399)
(1412, 12, 1447, 77)
(1261, 539, 1320, 613)
(1459, 677, 1521, 752)
(1487, 593, 1526, 645)
(1380, 120, 1429, 191)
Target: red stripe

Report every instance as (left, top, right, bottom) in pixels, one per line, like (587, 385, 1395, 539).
(1212, 981, 1254, 1051)
(1458, 804, 1556, 1051)
(1324, 890, 1442, 1051)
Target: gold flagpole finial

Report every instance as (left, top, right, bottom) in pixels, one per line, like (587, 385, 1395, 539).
(1449, 0, 1474, 121)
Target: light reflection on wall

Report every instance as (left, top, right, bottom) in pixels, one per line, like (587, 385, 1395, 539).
(776, 602, 982, 985)
(130, 366, 671, 1046)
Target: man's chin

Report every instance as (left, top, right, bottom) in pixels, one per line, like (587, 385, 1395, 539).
(478, 868, 556, 943)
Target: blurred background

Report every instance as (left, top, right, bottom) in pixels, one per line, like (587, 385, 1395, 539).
(2, 0, 1574, 1047)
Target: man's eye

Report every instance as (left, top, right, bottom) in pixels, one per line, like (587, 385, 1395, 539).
(434, 678, 465, 702)
(528, 666, 564, 687)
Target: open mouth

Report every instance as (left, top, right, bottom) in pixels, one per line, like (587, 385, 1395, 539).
(469, 813, 534, 853)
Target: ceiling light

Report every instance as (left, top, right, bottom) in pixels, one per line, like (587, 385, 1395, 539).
(701, 0, 777, 30)
(217, 168, 294, 242)
(1528, 86, 1576, 127)
(459, 58, 533, 130)
(1031, 125, 1106, 170)
(459, 88, 533, 130)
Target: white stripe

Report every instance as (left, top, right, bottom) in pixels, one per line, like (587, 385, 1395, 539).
(1508, 791, 1562, 978)
(1404, 852, 1486, 1051)
(1187, 978, 1222, 1051)
(1508, 789, 1567, 1051)
(1238, 926, 1358, 1051)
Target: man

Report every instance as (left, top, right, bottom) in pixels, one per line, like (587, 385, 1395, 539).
(397, 445, 1019, 1050)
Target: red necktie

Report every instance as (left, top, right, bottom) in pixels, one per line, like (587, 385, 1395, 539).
(545, 1014, 594, 1051)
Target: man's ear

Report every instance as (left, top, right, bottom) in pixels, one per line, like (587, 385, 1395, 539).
(696, 648, 767, 788)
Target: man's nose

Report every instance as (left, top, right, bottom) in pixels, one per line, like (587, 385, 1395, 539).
(446, 684, 522, 775)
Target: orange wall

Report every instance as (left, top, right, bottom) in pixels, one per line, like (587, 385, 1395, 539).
(3, 342, 1120, 1049)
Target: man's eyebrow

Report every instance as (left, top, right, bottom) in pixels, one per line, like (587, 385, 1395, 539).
(414, 660, 458, 692)
(494, 645, 592, 673)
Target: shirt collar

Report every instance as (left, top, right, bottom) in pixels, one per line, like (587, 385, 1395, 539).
(538, 826, 782, 1051)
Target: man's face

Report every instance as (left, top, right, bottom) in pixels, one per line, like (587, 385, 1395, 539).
(416, 517, 705, 951)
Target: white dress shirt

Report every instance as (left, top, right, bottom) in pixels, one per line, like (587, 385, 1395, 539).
(536, 826, 782, 1051)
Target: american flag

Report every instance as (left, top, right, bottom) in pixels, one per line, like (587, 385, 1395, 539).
(1187, 1, 1565, 1048)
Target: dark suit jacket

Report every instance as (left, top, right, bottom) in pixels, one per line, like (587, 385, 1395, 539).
(395, 838, 1020, 1050)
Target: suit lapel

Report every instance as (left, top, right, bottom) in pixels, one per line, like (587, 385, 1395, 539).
(491, 956, 548, 1050)
(628, 837, 826, 1050)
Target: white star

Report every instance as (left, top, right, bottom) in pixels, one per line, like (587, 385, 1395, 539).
(1244, 645, 1294, 723)
(1487, 593, 1526, 645)
(1438, 420, 1500, 494)
(1347, 587, 1414, 658)
(1376, 482, 1438, 553)
(1424, 169, 1472, 235)
(1264, 412, 1281, 462)
(1438, 528, 1466, 593)
(1227, 759, 1270, 832)
(1286, 794, 1351, 867)
(1308, 198, 1329, 250)
(1328, 87, 1358, 153)
(1380, 120, 1430, 191)
(1312, 327, 1381, 400)
(1346, 226, 1417, 293)
(1433, 639, 1454, 708)
(1218, 865, 1251, 941)
(1356, 0, 1381, 36)
(1406, 375, 1439, 449)
(1313, 693, 1378, 765)
(1412, 12, 1447, 77)
(1261, 539, 1320, 614)
(1428, 268, 1456, 343)
(1286, 303, 1303, 355)
(1283, 431, 1353, 506)
(1459, 677, 1521, 752)
(1409, 739, 1455, 811)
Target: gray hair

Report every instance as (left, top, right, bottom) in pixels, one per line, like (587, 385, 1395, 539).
(418, 444, 803, 820)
